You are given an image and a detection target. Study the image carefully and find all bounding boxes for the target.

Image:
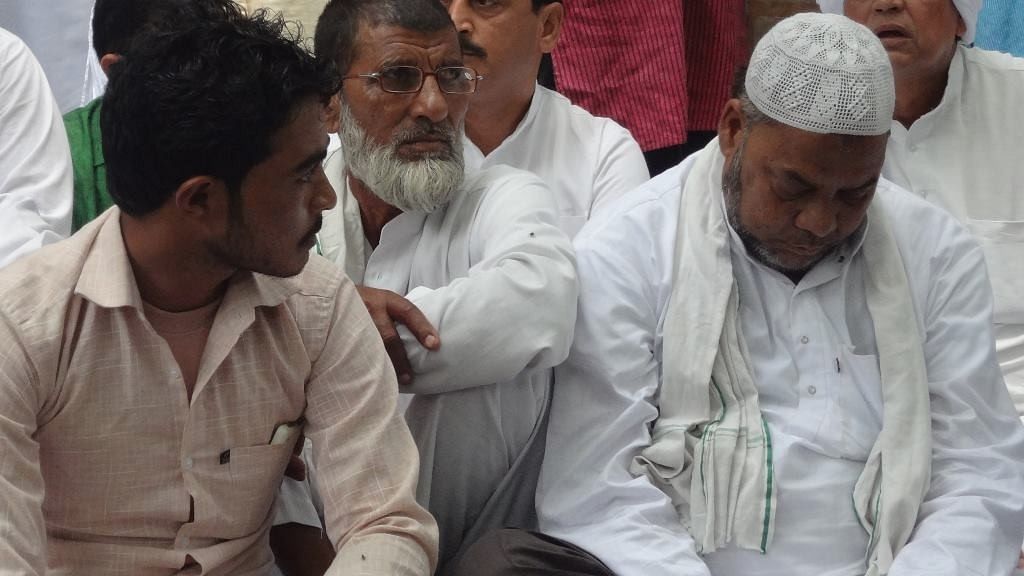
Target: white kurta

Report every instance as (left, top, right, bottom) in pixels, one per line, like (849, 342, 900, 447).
(464, 84, 649, 239)
(880, 45, 1024, 416)
(315, 149, 577, 573)
(0, 2, 96, 111)
(0, 28, 72, 269)
(537, 154, 1024, 576)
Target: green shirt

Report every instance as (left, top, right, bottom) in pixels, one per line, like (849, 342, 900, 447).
(63, 98, 113, 232)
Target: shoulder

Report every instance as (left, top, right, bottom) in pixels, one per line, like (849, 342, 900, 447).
(284, 254, 348, 301)
(576, 156, 690, 250)
(874, 178, 979, 267)
(0, 223, 98, 338)
(961, 45, 1024, 75)
(536, 85, 637, 143)
(0, 27, 27, 65)
(460, 164, 555, 211)
(63, 98, 101, 140)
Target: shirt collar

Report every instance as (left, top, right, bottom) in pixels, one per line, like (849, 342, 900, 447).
(75, 207, 303, 312)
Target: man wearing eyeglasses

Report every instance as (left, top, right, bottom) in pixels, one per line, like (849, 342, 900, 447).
(442, 0, 650, 240)
(276, 1, 578, 574)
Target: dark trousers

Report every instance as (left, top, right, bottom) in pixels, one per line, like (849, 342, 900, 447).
(450, 529, 615, 576)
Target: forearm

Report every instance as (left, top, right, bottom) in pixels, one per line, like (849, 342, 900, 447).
(305, 282, 437, 574)
(399, 255, 577, 395)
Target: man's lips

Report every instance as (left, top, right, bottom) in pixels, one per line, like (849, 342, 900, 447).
(400, 136, 452, 154)
(302, 218, 322, 246)
(874, 23, 910, 40)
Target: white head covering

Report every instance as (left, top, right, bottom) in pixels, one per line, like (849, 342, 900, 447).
(952, 0, 983, 44)
(745, 12, 895, 136)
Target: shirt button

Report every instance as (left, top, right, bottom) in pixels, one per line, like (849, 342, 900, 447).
(800, 336, 810, 344)
(170, 369, 180, 379)
(807, 385, 817, 395)
(182, 457, 193, 470)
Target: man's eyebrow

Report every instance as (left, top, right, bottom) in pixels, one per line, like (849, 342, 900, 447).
(379, 56, 417, 68)
(292, 147, 328, 174)
(844, 176, 879, 191)
(778, 169, 816, 190)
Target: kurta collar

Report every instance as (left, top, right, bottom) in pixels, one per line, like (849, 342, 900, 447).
(896, 45, 965, 141)
(463, 83, 543, 164)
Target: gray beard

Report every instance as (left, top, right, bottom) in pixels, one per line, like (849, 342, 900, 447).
(339, 102, 465, 214)
(723, 136, 826, 278)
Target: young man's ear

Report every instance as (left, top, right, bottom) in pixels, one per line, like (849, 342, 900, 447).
(99, 53, 122, 78)
(538, 2, 564, 54)
(173, 176, 231, 229)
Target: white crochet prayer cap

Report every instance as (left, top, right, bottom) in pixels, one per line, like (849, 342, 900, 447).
(953, 0, 982, 44)
(745, 12, 894, 136)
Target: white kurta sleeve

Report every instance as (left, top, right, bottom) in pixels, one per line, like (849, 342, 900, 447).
(398, 171, 578, 396)
(889, 216, 1024, 576)
(588, 119, 650, 217)
(536, 193, 712, 576)
(0, 29, 72, 269)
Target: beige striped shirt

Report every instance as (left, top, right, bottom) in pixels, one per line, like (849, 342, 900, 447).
(0, 208, 437, 575)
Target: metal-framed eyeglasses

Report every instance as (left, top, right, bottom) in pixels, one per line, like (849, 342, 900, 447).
(342, 65, 483, 95)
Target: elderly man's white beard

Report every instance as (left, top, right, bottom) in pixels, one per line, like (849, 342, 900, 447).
(339, 102, 465, 214)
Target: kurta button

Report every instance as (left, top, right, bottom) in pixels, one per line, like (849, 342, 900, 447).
(807, 385, 817, 395)
(800, 336, 809, 344)
(182, 457, 193, 470)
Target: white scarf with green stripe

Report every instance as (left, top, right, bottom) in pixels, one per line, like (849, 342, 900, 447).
(630, 140, 932, 575)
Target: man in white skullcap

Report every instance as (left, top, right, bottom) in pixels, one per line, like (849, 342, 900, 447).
(451, 12, 1024, 576)
(842, 1, 1024, 420)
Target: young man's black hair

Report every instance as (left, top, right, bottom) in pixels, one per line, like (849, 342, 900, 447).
(101, 7, 339, 216)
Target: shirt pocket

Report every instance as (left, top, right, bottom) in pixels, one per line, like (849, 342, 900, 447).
(965, 219, 1024, 325)
(217, 443, 293, 536)
(837, 346, 884, 461)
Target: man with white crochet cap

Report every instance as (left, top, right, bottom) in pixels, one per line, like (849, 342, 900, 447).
(843, 1, 1024, 424)
(452, 12, 1024, 576)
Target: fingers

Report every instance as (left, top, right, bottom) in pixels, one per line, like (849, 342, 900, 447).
(356, 286, 440, 385)
(384, 294, 440, 350)
(382, 331, 415, 385)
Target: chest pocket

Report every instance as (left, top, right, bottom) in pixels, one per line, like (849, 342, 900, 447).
(201, 442, 293, 538)
(966, 219, 1024, 325)
(837, 345, 884, 461)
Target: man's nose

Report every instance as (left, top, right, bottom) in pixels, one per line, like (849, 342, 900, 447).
(313, 169, 337, 212)
(447, 0, 474, 35)
(871, 0, 905, 14)
(410, 75, 450, 125)
(795, 200, 839, 239)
